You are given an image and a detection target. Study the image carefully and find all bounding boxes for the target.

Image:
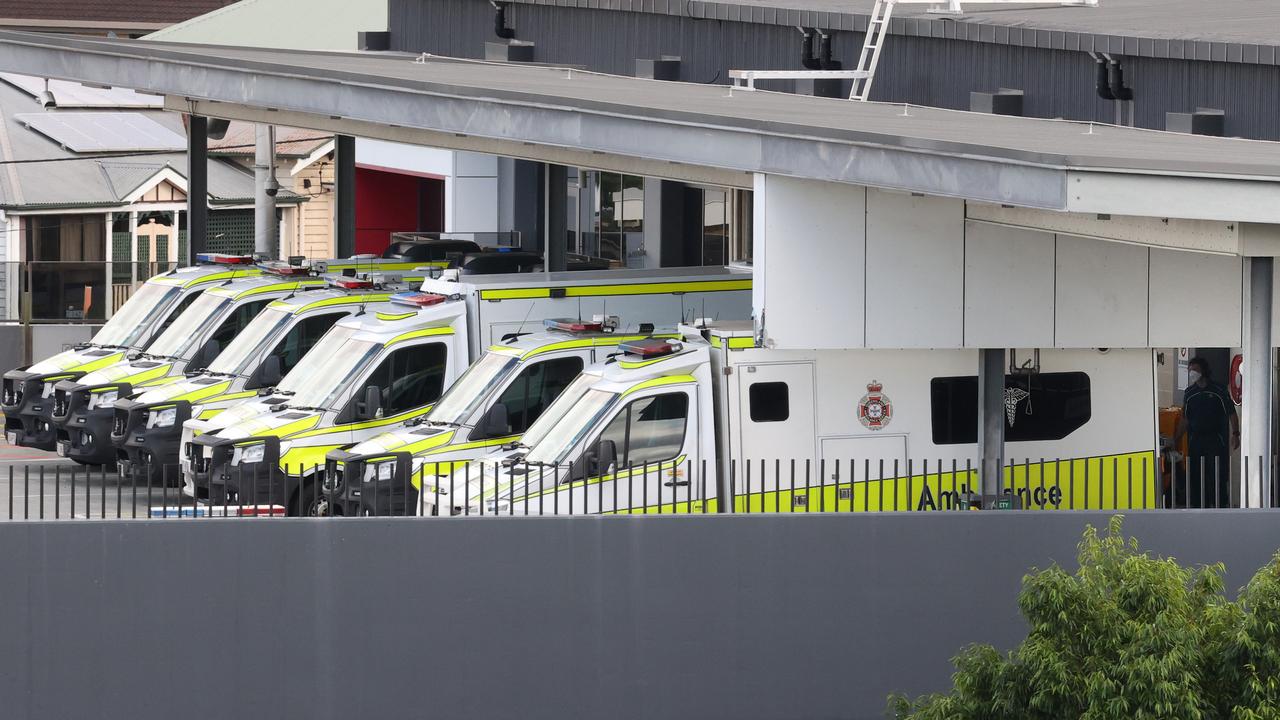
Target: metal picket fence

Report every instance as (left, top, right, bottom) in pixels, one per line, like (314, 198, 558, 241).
(0, 454, 1273, 521)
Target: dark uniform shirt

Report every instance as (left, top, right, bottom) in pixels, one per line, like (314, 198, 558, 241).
(1183, 381, 1236, 451)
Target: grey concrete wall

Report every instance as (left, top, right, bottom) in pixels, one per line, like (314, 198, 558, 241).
(2, 512, 1279, 720)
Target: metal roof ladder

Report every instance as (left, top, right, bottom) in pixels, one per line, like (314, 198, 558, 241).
(848, 0, 1099, 101)
(848, 0, 893, 101)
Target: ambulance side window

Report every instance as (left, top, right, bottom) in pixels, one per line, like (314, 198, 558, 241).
(272, 312, 343, 375)
(208, 299, 271, 351)
(748, 382, 790, 422)
(364, 342, 448, 416)
(593, 392, 689, 470)
(930, 372, 1091, 444)
(490, 356, 584, 436)
(153, 292, 202, 337)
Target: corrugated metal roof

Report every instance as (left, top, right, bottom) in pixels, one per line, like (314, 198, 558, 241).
(208, 121, 332, 159)
(504, 0, 1280, 61)
(0, 0, 236, 26)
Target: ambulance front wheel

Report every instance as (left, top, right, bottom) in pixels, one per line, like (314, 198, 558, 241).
(290, 475, 334, 517)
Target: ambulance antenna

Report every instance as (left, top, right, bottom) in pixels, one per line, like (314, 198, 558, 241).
(680, 295, 686, 323)
(514, 301, 535, 339)
(577, 298, 583, 323)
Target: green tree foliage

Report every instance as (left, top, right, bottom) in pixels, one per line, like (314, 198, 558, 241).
(891, 516, 1280, 720)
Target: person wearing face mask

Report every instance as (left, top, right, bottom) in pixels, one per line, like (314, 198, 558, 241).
(1173, 357, 1238, 508)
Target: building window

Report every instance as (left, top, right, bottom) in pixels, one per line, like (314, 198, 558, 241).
(571, 170, 645, 265)
(26, 214, 107, 321)
(749, 381, 790, 422)
(930, 372, 1092, 445)
(732, 189, 753, 266)
(691, 185, 752, 267)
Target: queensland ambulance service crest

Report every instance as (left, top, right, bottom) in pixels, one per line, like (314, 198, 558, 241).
(858, 380, 892, 430)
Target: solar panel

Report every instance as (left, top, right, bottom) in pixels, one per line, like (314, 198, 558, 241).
(0, 73, 162, 108)
(15, 112, 186, 153)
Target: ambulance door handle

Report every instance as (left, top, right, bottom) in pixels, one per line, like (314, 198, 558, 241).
(663, 480, 689, 487)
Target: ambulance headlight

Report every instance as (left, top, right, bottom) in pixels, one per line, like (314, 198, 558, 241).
(150, 407, 178, 428)
(231, 443, 266, 466)
(364, 460, 397, 483)
(89, 389, 119, 409)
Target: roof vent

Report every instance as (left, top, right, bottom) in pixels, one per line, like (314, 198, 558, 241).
(1166, 108, 1225, 137)
(970, 88, 1024, 117)
(635, 56, 681, 81)
(485, 40, 535, 63)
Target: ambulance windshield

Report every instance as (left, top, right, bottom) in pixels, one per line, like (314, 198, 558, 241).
(519, 373, 598, 449)
(207, 306, 291, 376)
(146, 293, 232, 360)
(275, 326, 380, 410)
(523, 387, 617, 465)
(91, 282, 181, 349)
(427, 352, 519, 426)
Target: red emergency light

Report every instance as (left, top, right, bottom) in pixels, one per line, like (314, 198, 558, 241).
(391, 292, 447, 307)
(195, 253, 254, 265)
(620, 338, 681, 358)
(331, 278, 374, 289)
(544, 318, 603, 333)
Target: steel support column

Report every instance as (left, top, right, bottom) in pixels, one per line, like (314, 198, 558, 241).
(977, 348, 1005, 504)
(253, 124, 277, 257)
(186, 115, 207, 261)
(544, 164, 568, 272)
(335, 134, 356, 258)
(1243, 257, 1273, 507)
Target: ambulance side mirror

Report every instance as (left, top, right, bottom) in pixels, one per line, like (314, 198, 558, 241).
(472, 402, 509, 440)
(572, 439, 617, 482)
(592, 439, 618, 478)
(356, 385, 383, 421)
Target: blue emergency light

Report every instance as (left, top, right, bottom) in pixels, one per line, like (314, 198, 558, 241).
(195, 253, 254, 265)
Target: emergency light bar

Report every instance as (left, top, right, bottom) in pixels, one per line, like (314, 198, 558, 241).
(330, 278, 374, 290)
(544, 318, 603, 333)
(260, 261, 313, 276)
(620, 338, 682, 358)
(149, 504, 287, 518)
(195, 253, 254, 265)
(391, 292, 447, 307)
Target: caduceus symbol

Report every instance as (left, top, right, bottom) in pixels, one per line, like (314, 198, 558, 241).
(1004, 386, 1030, 426)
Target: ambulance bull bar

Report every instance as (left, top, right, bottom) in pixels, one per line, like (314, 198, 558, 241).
(111, 398, 191, 483)
(324, 450, 416, 517)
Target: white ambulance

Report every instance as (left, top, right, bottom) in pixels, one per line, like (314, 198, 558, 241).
(442, 323, 1158, 515)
